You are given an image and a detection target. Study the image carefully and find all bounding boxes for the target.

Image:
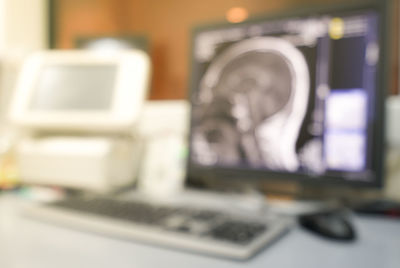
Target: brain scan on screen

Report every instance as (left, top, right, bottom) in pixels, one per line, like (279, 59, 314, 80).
(193, 37, 309, 171)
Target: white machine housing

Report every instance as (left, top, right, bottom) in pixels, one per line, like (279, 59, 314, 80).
(10, 50, 150, 133)
(387, 96, 400, 148)
(136, 100, 189, 196)
(385, 95, 400, 201)
(16, 136, 141, 192)
(10, 50, 151, 192)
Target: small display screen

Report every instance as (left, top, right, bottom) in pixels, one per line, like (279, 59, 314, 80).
(30, 65, 117, 111)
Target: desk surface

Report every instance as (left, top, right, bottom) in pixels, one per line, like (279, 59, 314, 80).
(0, 195, 399, 268)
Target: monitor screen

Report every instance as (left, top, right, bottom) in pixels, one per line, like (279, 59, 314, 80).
(189, 1, 387, 186)
(30, 64, 117, 111)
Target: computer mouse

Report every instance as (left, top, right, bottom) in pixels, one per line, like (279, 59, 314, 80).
(298, 210, 356, 241)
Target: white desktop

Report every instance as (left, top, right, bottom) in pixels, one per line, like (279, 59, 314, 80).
(9, 50, 151, 192)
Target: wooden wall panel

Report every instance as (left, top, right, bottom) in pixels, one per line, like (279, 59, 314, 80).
(120, 0, 301, 99)
(51, 0, 398, 99)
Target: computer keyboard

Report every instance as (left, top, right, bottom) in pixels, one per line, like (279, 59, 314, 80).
(24, 195, 291, 259)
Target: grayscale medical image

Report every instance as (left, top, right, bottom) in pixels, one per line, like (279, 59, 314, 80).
(193, 37, 309, 170)
(215, 51, 292, 120)
(192, 37, 310, 171)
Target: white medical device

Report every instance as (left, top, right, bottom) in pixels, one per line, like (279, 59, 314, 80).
(387, 96, 400, 148)
(386, 96, 400, 200)
(136, 100, 189, 196)
(10, 50, 151, 192)
(10, 50, 150, 133)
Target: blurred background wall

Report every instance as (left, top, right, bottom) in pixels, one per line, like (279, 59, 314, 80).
(49, 0, 399, 100)
(0, 0, 47, 129)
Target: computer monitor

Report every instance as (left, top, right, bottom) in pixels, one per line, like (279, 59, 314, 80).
(188, 0, 389, 190)
(10, 50, 151, 133)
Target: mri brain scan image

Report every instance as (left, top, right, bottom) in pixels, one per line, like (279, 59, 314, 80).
(192, 37, 310, 171)
(214, 51, 292, 120)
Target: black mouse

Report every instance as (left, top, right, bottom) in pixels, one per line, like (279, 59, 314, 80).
(298, 210, 356, 241)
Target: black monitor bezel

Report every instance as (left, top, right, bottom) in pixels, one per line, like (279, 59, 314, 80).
(187, 0, 391, 189)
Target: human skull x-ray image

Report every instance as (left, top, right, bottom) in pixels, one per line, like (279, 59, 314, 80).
(193, 37, 310, 171)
